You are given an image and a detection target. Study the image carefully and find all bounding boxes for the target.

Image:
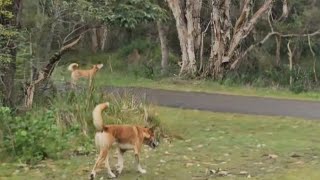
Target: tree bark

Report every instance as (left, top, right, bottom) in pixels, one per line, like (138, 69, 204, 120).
(91, 28, 98, 53)
(0, 46, 17, 107)
(275, 35, 281, 66)
(157, 21, 169, 74)
(167, 0, 202, 77)
(0, 0, 22, 107)
(287, 40, 293, 85)
(205, 0, 233, 79)
(199, 20, 211, 73)
(96, 26, 108, 51)
(204, 0, 273, 79)
(308, 35, 318, 83)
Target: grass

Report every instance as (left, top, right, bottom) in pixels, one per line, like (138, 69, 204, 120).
(52, 61, 320, 102)
(99, 73, 320, 101)
(1, 107, 320, 179)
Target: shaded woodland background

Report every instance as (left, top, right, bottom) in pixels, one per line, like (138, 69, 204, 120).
(1, 0, 320, 108)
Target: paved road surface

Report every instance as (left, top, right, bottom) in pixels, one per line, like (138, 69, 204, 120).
(104, 86, 320, 120)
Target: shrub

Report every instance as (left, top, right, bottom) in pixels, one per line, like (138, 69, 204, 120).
(0, 107, 71, 164)
(289, 67, 313, 94)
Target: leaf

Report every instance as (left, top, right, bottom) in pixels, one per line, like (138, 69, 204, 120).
(20, 130, 27, 137)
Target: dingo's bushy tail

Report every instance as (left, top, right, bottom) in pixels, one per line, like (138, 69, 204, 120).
(68, 63, 79, 71)
(92, 102, 110, 131)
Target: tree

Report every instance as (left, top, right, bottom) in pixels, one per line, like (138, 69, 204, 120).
(0, 0, 22, 107)
(2, 0, 167, 108)
(157, 21, 169, 74)
(167, 0, 202, 77)
(204, 0, 275, 79)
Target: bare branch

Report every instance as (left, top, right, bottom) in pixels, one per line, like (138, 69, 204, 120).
(234, 0, 251, 33)
(231, 29, 320, 69)
(227, 0, 273, 61)
(63, 24, 86, 44)
(268, 8, 274, 32)
(60, 34, 83, 54)
(278, 29, 320, 38)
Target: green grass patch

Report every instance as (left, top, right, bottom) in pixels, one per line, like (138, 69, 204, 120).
(1, 107, 320, 179)
(52, 59, 320, 101)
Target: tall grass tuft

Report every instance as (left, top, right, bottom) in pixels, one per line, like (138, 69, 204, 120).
(0, 82, 165, 164)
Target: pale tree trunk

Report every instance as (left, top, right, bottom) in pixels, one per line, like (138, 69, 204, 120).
(275, 35, 281, 66)
(308, 35, 318, 83)
(157, 21, 169, 74)
(287, 40, 293, 85)
(199, 21, 211, 73)
(205, 0, 233, 79)
(96, 26, 107, 51)
(91, 28, 98, 53)
(167, 0, 202, 77)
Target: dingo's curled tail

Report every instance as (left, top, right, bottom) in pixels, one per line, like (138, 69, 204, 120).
(68, 63, 79, 71)
(92, 102, 110, 131)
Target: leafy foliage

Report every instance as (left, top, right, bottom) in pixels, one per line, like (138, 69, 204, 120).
(0, 0, 13, 18)
(0, 107, 71, 164)
(0, 0, 18, 63)
(68, 0, 167, 28)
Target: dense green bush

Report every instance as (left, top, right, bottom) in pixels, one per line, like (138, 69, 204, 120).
(289, 67, 314, 94)
(0, 107, 73, 164)
(219, 62, 318, 93)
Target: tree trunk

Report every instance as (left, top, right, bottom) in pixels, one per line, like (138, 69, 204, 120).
(275, 35, 281, 66)
(157, 21, 169, 74)
(287, 40, 293, 85)
(203, 0, 273, 79)
(308, 35, 318, 83)
(199, 20, 211, 73)
(96, 26, 108, 51)
(205, 0, 233, 79)
(0, 0, 22, 107)
(0, 47, 17, 107)
(167, 0, 202, 77)
(91, 28, 98, 53)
